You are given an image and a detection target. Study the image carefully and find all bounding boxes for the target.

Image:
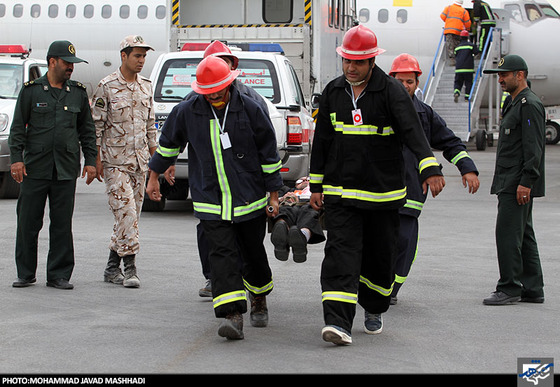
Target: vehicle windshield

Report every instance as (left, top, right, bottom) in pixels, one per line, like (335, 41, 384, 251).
(153, 57, 280, 104)
(0, 64, 23, 99)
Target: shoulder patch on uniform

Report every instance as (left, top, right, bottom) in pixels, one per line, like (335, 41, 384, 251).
(94, 97, 105, 108)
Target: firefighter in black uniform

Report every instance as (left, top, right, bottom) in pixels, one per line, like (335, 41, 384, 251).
(454, 29, 479, 102)
(472, 0, 496, 52)
(389, 53, 480, 304)
(309, 25, 445, 345)
(482, 55, 545, 305)
(147, 56, 283, 340)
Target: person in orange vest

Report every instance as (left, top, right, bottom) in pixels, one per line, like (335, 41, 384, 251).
(440, 0, 472, 64)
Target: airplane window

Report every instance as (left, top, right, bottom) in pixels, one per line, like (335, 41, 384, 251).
(120, 5, 130, 19)
(13, 4, 23, 18)
(525, 4, 542, 21)
(539, 4, 560, 18)
(137, 5, 148, 19)
(84, 4, 94, 19)
(504, 4, 523, 22)
(0, 4, 5, 18)
(378, 9, 388, 23)
(102, 5, 111, 19)
(263, 0, 293, 23)
(396, 9, 407, 23)
(31, 4, 40, 18)
(358, 8, 370, 23)
(48, 4, 58, 18)
(155, 5, 166, 19)
(66, 5, 76, 18)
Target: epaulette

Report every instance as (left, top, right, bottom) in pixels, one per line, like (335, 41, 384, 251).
(521, 97, 527, 104)
(139, 75, 152, 83)
(75, 82, 87, 90)
(24, 80, 36, 87)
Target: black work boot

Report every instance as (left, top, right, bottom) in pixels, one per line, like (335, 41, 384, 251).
(104, 250, 124, 284)
(122, 255, 140, 288)
(218, 312, 244, 340)
(249, 293, 268, 327)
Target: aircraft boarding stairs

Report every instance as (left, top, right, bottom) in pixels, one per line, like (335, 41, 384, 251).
(423, 29, 503, 150)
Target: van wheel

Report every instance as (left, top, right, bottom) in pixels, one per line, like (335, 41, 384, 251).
(0, 172, 20, 199)
(545, 121, 560, 145)
(142, 195, 166, 212)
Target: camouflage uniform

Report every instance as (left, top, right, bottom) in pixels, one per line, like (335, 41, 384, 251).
(92, 67, 157, 283)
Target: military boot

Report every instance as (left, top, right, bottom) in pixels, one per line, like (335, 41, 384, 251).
(122, 255, 140, 288)
(104, 250, 124, 284)
(249, 293, 268, 327)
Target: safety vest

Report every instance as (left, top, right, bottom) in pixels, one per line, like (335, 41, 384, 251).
(441, 4, 472, 35)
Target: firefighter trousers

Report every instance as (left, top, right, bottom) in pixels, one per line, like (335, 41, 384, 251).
(392, 214, 419, 298)
(201, 214, 273, 318)
(321, 204, 399, 332)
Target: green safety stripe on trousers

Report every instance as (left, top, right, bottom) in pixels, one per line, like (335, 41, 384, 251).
(210, 119, 233, 221)
(193, 196, 268, 218)
(309, 173, 323, 184)
(451, 150, 471, 165)
(419, 156, 439, 174)
(394, 233, 419, 285)
(156, 145, 181, 158)
(261, 160, 282, 174)
(455, 69, 475, 73)
(322, 291, 358, 304)
(323, 185, 407, 203)
(244, 278, 274, 295)
(404, 199, 424, 211)
(213, 290, 247, 309)
(332, 121, 394, 136)
(359, 275, 393, 297)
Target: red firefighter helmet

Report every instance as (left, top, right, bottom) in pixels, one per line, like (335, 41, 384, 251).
(336, 24, 385, 60)
(389, 53, 422, 76)
(203, 40, 239, 69)
(460, 29, 470, 37)
(191, 55, 240, 95)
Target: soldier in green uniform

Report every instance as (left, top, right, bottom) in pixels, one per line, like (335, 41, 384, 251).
(8, 40, 97, 289)
(482, 55, 545, 305)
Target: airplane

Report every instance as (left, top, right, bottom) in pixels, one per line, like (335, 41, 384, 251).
(0, 0, 558, 144)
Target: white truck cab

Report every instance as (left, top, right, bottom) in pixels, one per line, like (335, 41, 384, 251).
(0, 45, 48, 198)
(145, 43, 314, 211)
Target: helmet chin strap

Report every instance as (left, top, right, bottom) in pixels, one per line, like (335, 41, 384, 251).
(345, 61, 374, 87)
(205, 86, 230, 108)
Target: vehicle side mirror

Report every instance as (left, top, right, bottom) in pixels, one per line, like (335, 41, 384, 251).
(311, 93, 321, 109)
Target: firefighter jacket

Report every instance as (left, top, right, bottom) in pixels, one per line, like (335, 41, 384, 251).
(455, 38, 479, 72)
(441, 3, 472, 35)
(400, 96, 479, 218)
(473, 1, 496, 26)
(8, 74, 97, 180)
(309, 66, 443, 211)
(148, 85, 283, 222)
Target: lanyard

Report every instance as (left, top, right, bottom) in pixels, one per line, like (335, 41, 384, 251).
(211, 102, 230, 134)
(349, 85, 365, 110)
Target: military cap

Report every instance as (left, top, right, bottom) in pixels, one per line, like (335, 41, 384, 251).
(120, 35, 153, 51)
(47, 40, 87, 63)
(483, 54, 528, 73)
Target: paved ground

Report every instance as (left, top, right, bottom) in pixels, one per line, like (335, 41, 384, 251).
(0, 143, 558, 381)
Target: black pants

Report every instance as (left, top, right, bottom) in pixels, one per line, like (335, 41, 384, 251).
(321, 204, 399, 332)
(454, 72, 473, 97)
(201, 214, 272, 318)
(392, 214, 419, 298)
(495, 193, 544, 298)
(15, 177, 77, 281)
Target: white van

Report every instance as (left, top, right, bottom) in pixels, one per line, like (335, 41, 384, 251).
(145, 44, 314, 211)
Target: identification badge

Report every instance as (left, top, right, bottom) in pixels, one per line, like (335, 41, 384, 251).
(352, 109, 363, 125)
(505, 128, 510, 135)
(220, 132, 231, 149)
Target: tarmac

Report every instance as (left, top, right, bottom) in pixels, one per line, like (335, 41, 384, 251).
(0, 143, 558, 382)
